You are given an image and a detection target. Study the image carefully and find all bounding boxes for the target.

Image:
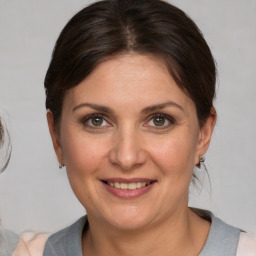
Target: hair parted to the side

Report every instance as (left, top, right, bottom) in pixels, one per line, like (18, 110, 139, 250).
(0, 117, 11, 173)
(45, 0, 216, 129)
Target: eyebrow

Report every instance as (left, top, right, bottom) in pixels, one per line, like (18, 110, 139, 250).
(142, 101, 185, 113)
(73, 101, 184, 114)
(72, 103, 114, 114)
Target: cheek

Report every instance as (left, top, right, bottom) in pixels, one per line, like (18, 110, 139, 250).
(61, 130, 109, 175)
(147, 131, 198, 177)
(60, 131, 111, 209)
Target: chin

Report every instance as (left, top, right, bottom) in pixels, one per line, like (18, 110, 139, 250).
(110, 218, 152, 231)
(102, 206, 157, 231)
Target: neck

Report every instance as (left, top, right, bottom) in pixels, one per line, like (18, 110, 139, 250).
(82, 207, 210, 256)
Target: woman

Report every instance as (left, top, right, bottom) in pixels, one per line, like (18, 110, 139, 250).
(0, 117, 19, 256)
(40, 0, 255, 255)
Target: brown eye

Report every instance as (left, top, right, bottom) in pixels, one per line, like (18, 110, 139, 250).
(153, 116, 166, 126)
(91, 116, 104, 126)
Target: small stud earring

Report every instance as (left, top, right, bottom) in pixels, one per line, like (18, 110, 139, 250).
(59, 163, 65, 169)
(193, 155, 212, 193)
(196, 155, 205, 169)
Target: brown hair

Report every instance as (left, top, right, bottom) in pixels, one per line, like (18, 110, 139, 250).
(45, 0, 216, 128)
(0, 118, 11, 172)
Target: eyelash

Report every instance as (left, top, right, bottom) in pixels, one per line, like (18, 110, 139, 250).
(81, 113, 175, 129)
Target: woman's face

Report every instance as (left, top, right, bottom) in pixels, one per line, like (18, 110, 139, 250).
(48, 54, 215, 230)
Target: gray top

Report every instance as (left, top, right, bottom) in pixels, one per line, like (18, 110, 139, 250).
(0, 228, 19, 256)
(43, 210, 241, 256)
(199, 213, 241, 255)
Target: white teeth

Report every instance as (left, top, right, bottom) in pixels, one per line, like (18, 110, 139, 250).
(136, 182, 142, 188)
(114, 182, 120, 188)
(128, 183, 136, 189)
(120, 183, 128, 189)
(107, 181, 152, 190)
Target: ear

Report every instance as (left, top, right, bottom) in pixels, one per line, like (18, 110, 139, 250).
(195, 108, 217, 165)
(47, 111, 64, 165)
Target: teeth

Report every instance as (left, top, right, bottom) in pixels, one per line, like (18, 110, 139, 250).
(107, 181, 152, 190)
(136, 182, 142, 188)
(120, 183, 128, 189)
(128, 183, 136, 189)
(114, 182, 120, 188)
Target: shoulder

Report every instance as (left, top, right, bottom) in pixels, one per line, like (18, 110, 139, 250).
(192, 209, 241, 256)
(13, 232, 50, 256)
(237, 232, 256, 256)
(195, 209, 255, 256)
(13, 217, 86, 256)
(43, 216, 86, 256)
(46, 216, 86, 244)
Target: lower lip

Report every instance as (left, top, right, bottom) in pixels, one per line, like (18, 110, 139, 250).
(102, 182, 156, 199)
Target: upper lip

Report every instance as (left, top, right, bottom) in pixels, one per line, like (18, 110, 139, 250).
(100, 178, 156, 183)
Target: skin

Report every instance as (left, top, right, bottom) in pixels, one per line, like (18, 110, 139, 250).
(47, 54, 216, 256)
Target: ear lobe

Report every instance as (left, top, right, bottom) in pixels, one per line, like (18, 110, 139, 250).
(195, 108, 217, 164)
(46, 111, 64, 164)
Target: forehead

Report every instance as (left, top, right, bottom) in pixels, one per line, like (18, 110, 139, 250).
(63, 54, 195, 113)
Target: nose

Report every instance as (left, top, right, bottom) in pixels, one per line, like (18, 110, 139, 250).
(108, 125, 148, 171)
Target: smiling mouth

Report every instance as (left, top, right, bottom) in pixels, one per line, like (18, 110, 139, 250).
(102, 181, 156, 190)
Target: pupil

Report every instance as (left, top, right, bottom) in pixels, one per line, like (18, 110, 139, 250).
(154, 117, 165, 126)
(92, 117, 103, 126)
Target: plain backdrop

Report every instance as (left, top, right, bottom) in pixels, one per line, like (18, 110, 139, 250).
(0, 0, 255, 234)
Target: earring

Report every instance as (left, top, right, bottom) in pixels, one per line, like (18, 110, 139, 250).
(196, 156, 205, 169)
(59, 163, 65, 169)
(193, 155, 212, 193)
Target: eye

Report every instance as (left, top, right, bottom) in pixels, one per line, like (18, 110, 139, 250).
(82, 114, 110, 128)
(146, 114, 175, 128)
(152, 116, 166, 126)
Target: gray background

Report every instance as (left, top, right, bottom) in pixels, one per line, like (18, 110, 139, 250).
(0, 0, 255, 234)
